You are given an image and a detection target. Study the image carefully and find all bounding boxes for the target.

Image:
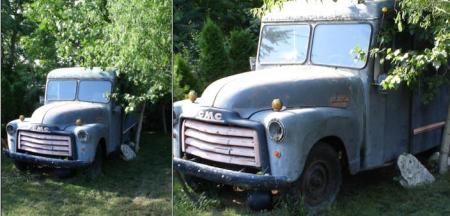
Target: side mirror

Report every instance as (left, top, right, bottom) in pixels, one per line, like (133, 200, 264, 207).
(39, 96, 45, 105)
(249, 57, 256, 71)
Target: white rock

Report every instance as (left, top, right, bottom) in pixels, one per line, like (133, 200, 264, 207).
(397, 153, 435, 188)
(121, 144, 137, 161)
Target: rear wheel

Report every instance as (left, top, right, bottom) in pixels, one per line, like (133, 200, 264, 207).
(298, 142, 342, 212)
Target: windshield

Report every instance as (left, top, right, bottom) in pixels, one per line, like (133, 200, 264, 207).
(46, 80, 111, 103)
(258, 24, 310, 64)
(78, 80, 112, 103)
(46, 80, 77, 101)
(311, 23, 372, 68)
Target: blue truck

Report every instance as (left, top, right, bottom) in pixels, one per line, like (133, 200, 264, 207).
(173, 0, 449, 211)
(4, 67, 138, 178)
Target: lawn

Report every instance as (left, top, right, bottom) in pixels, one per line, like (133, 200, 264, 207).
(1, 132, 172, 216)
(173, 160, 450, 216)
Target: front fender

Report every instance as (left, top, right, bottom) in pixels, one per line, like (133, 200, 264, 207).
(67, 123, 108, 162)
(250, 107, 361, 182)
(6, 119, 32, 152)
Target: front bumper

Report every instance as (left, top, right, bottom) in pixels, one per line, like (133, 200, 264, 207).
(174, 158, 290, 190)
(3, 150, 91, 168)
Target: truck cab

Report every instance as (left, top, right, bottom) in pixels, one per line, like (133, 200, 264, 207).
(173, 0, 449, 210)
(4, 67, 138, 177)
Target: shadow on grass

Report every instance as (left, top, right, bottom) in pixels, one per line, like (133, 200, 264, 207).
(1, 132, 172, 216)
(173, 162, 450, 216)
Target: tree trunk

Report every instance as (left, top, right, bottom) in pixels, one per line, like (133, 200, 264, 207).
(161, 103, 168, 134)
(439, 104, 450, 174)
(134, 103, 146, 153)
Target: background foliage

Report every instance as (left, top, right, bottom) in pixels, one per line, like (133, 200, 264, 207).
(371, 0, 449, 102)
(1, 0, 171, 133)
(173, 0, 262, 100)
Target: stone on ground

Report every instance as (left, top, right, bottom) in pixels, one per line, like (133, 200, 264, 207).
(121, 144, 137, 161)
(397, 153, 435, 188)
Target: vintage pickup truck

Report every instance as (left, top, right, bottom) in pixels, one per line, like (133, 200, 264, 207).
(173, 0, 449, 211)
(4, 67, 138, 178)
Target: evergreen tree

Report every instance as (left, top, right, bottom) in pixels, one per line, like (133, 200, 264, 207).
(173, 54, 198, 100)
(198, 18, 229, 88)
(229, 29, 257, 73)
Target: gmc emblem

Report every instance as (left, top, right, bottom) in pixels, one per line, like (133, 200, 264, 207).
(197, 110, 223, 121)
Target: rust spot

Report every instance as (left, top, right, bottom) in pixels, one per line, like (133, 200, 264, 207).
(329, 95, 350, 108)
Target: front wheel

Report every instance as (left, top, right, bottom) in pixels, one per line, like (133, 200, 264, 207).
(298, 142, 342, 212)
(87, 144, 105, 180)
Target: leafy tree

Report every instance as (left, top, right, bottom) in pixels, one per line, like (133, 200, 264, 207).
(371, 0, 449, 101)
(2, 0, 171, 144)
(198, 18, 229, 88)
(1, 0, 44, 129)
(228, 29, 257, 73)
(173, 54, 199, 101)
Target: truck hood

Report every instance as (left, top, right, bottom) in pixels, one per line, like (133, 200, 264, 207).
(199, 66, 359, 118)
(29, 101, 108, 129)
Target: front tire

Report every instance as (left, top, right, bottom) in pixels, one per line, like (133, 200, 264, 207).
(298, 142, 342, 212)
(87, 144, 105, 180)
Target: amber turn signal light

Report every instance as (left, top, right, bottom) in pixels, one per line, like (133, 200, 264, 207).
(75, 118, 83, 126)
(19, 115, 25, 122)
(188, 90, 197, 103)
(272, 98, 283, 111)
(382, 7, 388, 14)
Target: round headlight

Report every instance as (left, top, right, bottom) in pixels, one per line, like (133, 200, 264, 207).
(6, 124, 16, 135)
(268, 119, 285, 142)
(77, 130, 89, 142)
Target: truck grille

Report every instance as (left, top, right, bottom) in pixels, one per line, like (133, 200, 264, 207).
(182, 119, 260, 167)
(17, 131, 72, 157)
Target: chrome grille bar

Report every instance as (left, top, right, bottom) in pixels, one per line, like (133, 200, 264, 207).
(182, 119, 260, 167)
(18, 131, 72, 157)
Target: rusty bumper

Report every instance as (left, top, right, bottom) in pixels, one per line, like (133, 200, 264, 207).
(174, 158, 290, 190)
(3, 150, 90, 168)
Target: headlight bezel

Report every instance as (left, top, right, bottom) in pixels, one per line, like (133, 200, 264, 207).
(6, 124, 16, 135)
(173, 110, 178, 126)
(77, 130, 89, 142)
(268, 119, 285, 143)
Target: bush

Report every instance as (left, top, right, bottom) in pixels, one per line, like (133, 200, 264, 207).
(173, 54, 198, 100)
(198, 18, 229, 89)
(228, 29, 257, 73)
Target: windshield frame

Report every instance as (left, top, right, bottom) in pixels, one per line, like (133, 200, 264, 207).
(45, 78, 113, 104)
(257, 23, 312, 65)
(256, 21, 374, 69)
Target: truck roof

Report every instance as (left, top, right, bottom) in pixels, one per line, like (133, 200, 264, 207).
(47, 67, 116, 81)
(262, 0, 394, 22)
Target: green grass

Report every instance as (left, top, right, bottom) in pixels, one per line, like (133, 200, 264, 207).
(174, 164, 450, 216)
(1, 132, 172, 216)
